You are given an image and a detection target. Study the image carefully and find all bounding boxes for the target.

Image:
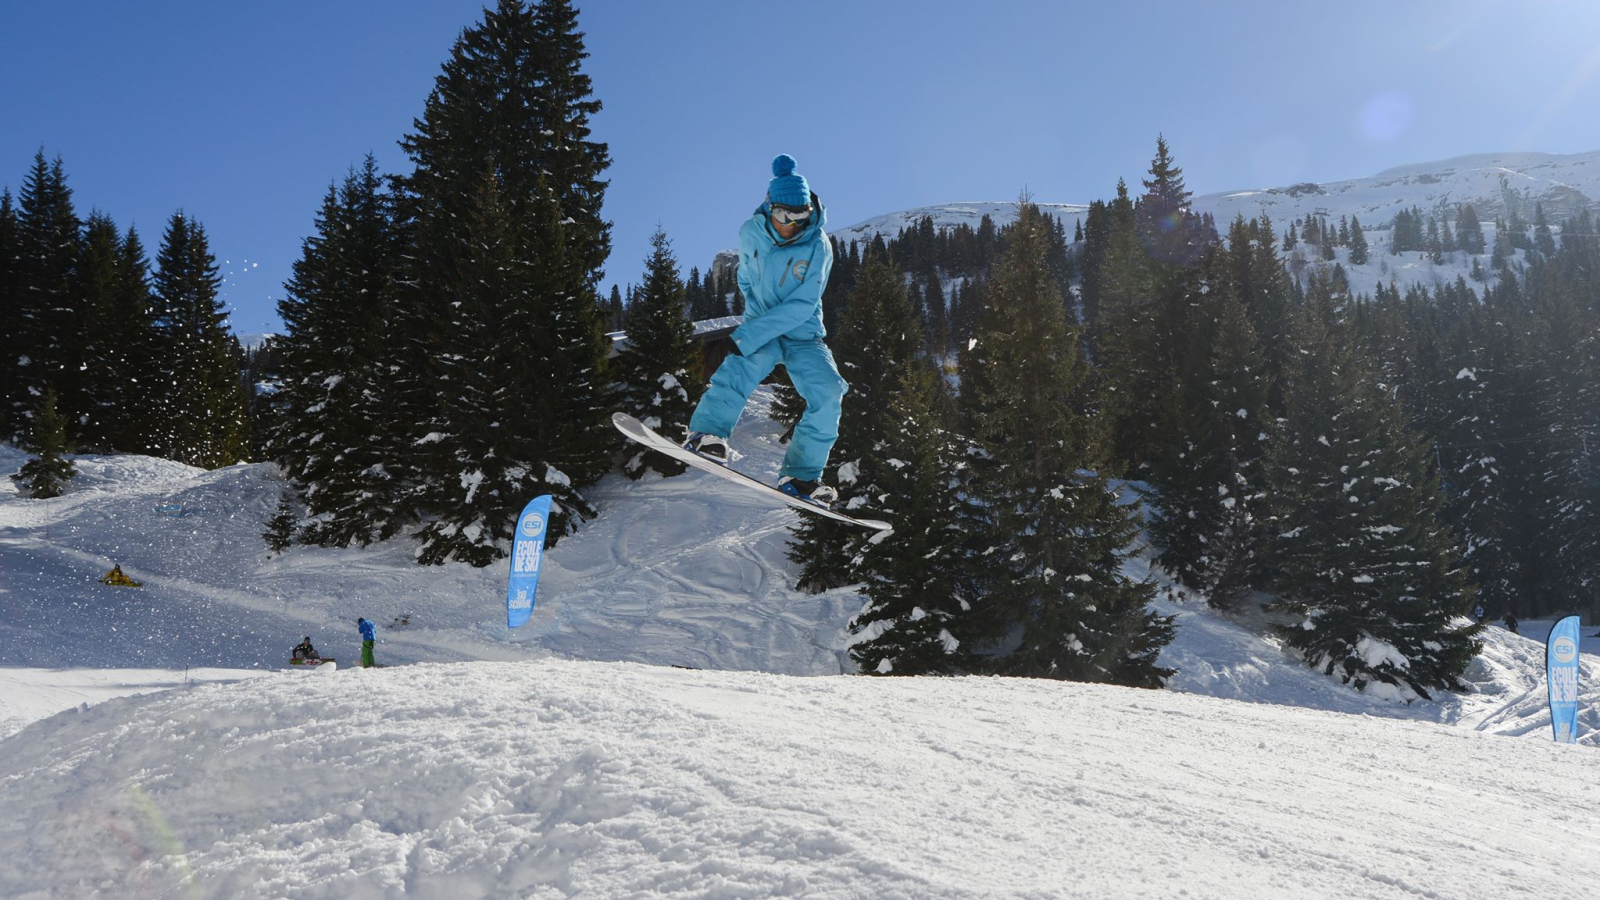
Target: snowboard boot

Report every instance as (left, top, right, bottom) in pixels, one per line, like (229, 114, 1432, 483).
(779, 476, 838, 506)
(683, 432, 730, 465)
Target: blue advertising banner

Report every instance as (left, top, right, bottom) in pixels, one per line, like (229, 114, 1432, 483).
(1546, 615, 1582, 744)
(506, 494, 553, 629)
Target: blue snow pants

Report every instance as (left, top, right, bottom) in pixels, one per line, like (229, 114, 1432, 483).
(688, 336, 848, 482)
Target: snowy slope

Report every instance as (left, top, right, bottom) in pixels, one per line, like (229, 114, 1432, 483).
(4, 385, 1600, 897)
(1194, 149, 1600, 231)
(0, 392, 864, 691)
(4, 391, 1598, 734)
(4, 659, 1600, 899)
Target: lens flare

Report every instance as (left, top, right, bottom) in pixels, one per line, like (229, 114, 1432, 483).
(1359, 93, 1413, 142)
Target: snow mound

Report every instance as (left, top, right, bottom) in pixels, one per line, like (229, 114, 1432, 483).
(3, 659, 1598, 900)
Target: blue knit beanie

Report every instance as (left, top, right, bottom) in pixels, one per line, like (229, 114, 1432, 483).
(767, 154, 811, 208)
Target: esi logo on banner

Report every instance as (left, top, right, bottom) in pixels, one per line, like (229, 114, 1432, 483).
(1545, 615, 1582, 744)
(506, 494, 553, 629)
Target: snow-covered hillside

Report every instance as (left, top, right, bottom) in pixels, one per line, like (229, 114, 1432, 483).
(4, 386, 1599, 898)
(835, 150, 1600, 244)
(1195, 149, 1600, 231)
(831, 201, 1092, 247)
(830, 149, 1600, 301)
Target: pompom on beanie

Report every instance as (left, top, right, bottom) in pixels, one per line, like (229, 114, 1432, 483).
(767, 154, 811, 208)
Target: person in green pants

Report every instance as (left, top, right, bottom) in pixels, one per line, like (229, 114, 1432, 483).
(357, 617, 377, 668)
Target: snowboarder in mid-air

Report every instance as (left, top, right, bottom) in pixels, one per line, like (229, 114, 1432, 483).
(681, 154, 846, 506)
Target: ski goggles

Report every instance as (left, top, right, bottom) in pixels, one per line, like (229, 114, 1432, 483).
(769, 204, 812, 227)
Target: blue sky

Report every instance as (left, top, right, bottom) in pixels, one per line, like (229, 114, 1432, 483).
(6, 1, 1600, 335)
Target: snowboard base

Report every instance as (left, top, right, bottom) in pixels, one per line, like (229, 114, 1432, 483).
(612, 412, 891, 531)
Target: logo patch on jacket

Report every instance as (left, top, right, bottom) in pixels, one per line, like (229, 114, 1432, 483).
(782, 258, 809, 287)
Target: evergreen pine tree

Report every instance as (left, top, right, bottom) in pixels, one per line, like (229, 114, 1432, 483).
(10, 153, 83, 443)
(1491, 218, 1512, 268)
(1430, 287, 1525, 616)
(11, 389, 76, 499)
(922, 268, 948, 353)
(848, 359, 978, 675)
(1265, 271, 1481, 699)
(707, 265, 732, 317)
(1075, 199, 1110, 344)
(106, 227, 160, 453)
(1136, 134, 1201, 265)
(1456, 204, 1486, 255)
(148, 212, 250, 468)
(1533, 202, 1556, 257)
(1476, 274, 1550, 614)
(264, 489, 298, 555)
(411, 173, 587, 566)
(1507, 207, 1530, 250)
(683, 267, 705, 321)
(1348, 215, 1369, 265)
(274, 158, 407, 547)
(607, 283, 625, 331)
(965, 201, 1173, 686)
(1225, 215, 1294, 418)
(74, 213, 126, 450)
(788, 254, 920, 592)
(618, 228, 702, 478)
(1524, 253, 1600, 613)
(396, 0, 614, 555)
(1097, 179, 1163, 473)
(1147, 248, 1273, 609)
(528, 0, 612, 285)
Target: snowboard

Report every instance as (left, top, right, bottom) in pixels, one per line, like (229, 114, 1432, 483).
(289, 657, 335, 667)
(612, 412, 891, 531)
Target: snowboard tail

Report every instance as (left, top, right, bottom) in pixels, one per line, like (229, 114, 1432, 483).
(611, 413, 891, 531)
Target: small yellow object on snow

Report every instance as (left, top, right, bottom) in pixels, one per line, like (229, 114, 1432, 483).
(100, 565, 142, 587)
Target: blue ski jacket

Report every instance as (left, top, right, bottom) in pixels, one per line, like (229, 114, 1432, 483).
(358, 618, 376, 642)
(729, 193, 833, 355)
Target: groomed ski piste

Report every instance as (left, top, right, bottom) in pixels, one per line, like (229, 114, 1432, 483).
(2, 387, 1597, 899)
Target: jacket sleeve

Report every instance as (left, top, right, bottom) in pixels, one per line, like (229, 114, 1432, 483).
(731, 237, 833, 353)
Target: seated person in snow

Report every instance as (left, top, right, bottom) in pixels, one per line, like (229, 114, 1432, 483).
(292, 637, 318, 661)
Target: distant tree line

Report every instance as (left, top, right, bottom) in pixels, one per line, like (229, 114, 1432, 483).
(1, 152, 250, 487)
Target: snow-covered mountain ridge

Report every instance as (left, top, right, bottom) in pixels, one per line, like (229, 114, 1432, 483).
(832, 149, 1600, 246)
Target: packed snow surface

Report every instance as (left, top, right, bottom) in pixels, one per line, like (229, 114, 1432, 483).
(6, 659, 1599, 900)
(2, 389, 1598, 898)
